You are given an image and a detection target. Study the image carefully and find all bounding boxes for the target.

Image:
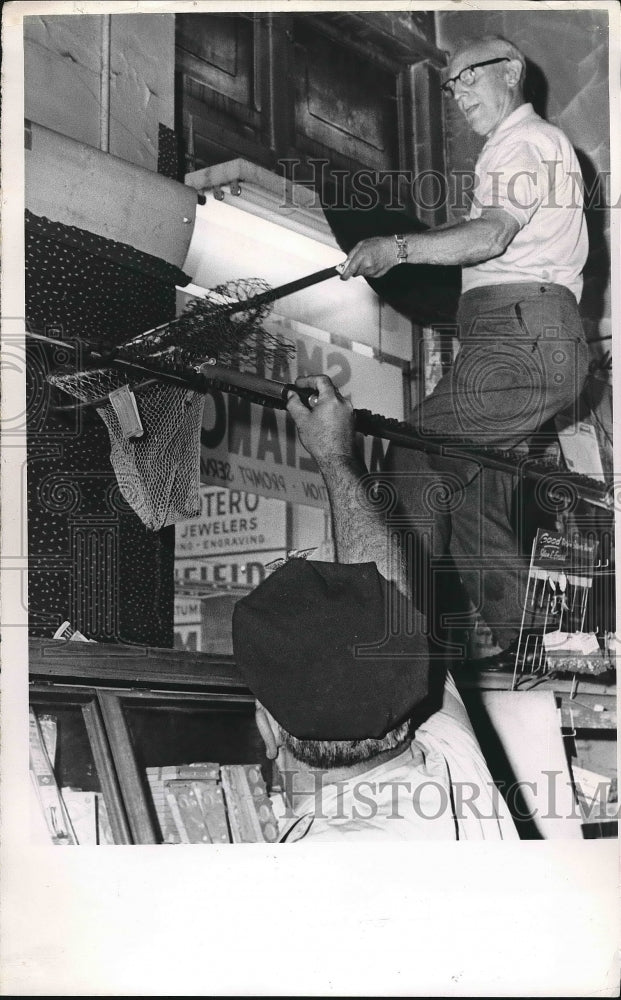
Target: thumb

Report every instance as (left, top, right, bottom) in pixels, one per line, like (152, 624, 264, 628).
(285, 388, 310, 422)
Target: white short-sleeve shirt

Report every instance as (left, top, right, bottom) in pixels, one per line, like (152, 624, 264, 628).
(276, 673, 519, 842)
(462, 103, 588, 301)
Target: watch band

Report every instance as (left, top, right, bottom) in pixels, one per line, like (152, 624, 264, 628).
(394, 234, 408, 265)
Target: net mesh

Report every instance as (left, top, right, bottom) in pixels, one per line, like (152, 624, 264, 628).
(47, 279, 295, 531)
(122, 278, 275, 362)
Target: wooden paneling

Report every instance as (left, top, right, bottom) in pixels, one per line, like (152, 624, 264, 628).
(175, 11, 440, 178)
(96, 691, 159, 843)
(30, 688, 134, 844)
(29, 639, 617, 733)
(292, 20, 398, 173)
(176, 13, 254, 105)
(81, 698, 133, 844)
(408, 62, 449, 226)
(29, 638, 243, 691)
(181, 86, 266, 170)
(176, 12, 267, 169)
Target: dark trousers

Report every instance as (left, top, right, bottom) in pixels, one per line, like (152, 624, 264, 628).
(385, 282, 589, 650)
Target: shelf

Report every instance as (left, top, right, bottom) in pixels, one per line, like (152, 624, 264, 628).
(29, 639, 243, 692)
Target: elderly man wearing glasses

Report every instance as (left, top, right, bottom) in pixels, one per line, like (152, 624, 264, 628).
(339, 35, 589, 669)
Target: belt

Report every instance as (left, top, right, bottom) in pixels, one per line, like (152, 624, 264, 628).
(459, 281, 578, 311)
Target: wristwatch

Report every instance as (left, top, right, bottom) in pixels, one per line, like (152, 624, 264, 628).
(394, 234, 408, 265)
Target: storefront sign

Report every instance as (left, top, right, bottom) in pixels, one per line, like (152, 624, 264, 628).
(533, 528, 597, 573)
(174, 598, 202, 623)
(199, 324, 404, 507)
(175, 485, 286, 558)
(175, 550, 286, 589)
(173, 623, 201, 653)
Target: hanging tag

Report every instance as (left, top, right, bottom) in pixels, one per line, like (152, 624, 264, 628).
(108, 385, 144, 440)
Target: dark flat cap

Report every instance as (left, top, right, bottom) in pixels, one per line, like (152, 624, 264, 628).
(232, 560, 429, 740)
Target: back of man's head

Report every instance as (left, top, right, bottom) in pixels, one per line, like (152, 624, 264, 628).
(232, 559, 430, 751)
(260, 702, 415, 770)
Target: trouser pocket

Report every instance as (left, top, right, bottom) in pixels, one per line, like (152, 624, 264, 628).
(513, 295, 588, 411)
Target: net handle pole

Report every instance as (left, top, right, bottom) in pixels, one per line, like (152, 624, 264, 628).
(43, 354, 613, 512)
(28, 266, 343, 357)
(222, 265, 342, 317)
(200, 362, 297, 401)
(117, 265, 343, 351)
(109, 358, 312, 405)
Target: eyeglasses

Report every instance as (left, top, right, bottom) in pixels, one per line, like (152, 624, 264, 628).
(441, 57, 510, 96)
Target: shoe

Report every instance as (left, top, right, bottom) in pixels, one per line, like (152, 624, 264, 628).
(464, 636, 529, 673)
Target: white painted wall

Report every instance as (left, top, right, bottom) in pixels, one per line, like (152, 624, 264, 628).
(24, 12, 174, 171)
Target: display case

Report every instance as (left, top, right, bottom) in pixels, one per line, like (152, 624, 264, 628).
(29, 639, 617, 843)
(29, 640, 267, 844)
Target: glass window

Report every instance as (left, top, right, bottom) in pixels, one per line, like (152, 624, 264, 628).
(121, 696, 275, 844)
(29, 700, 115, 845)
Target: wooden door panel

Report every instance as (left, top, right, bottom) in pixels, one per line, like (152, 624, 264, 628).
(293, 21, 398, 171)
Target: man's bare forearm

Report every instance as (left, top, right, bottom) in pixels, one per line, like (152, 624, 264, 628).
(339, 210, 521, 279)
(317, 454, 410, 598)
(403, 214, 519, 266)
(286, 375, 410, 596)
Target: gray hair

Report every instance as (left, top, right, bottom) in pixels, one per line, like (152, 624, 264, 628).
(278, 717, 413, 769)
(452, 34, 526, 80)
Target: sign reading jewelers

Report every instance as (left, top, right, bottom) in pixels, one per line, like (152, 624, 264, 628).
(199, 323, 405, 508)
(175, 484, 287, 589)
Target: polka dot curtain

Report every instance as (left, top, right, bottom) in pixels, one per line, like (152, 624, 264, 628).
(26, 211, 192, 646)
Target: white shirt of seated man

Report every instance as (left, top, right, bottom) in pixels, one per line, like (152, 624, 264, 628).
(257, 673, 518, 842)
(240, 374, 520, 842)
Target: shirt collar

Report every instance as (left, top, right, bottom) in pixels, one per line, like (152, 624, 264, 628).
(485, 102, 537, 145)
(289, 741, 419, 812)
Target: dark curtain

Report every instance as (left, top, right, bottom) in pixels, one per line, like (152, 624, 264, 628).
(26, 211, 191, 646)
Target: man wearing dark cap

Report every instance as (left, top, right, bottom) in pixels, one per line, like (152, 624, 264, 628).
(232, 375, 518, 841)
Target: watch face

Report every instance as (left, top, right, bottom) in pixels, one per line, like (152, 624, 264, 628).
(395, 235, 408, 263)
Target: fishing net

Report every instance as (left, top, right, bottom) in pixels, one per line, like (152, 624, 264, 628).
(47, 278, 296, 531)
